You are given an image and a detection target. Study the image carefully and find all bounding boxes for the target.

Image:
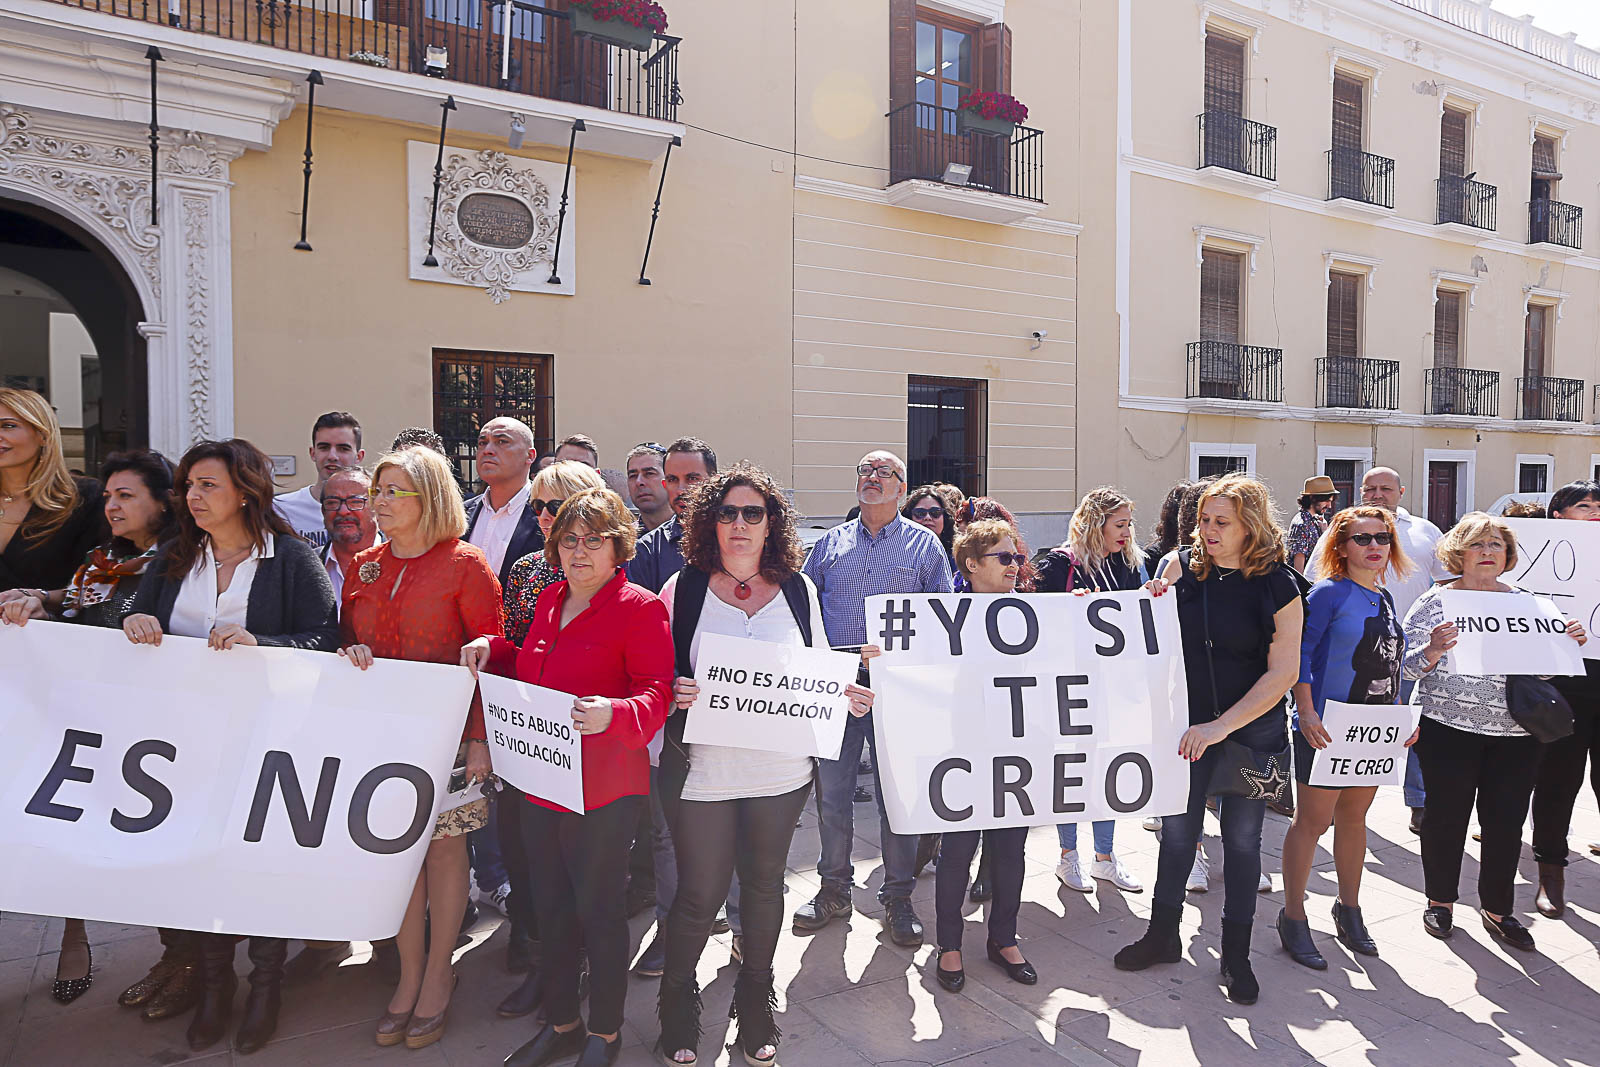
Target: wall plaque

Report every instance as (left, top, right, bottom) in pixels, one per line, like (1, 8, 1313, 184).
(457, 192, 536, 249)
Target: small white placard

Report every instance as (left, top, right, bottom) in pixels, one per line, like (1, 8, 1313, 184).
(1437, 589, 1586, 677)
(478, 674, 585, 813)
(682, 633, 858, 760)
(1309, 700, 1418, 788)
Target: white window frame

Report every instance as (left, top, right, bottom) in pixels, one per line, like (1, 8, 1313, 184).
(1591, 454, 1600, 484)
(1189, 442, 1256, 479)
(1317, 446, 1373, 501)
(1423, 448, 1477, 526)
(1323, 251, 1381, 293)
(1195, 226, 1261, 276)
(1515, 453, 1555, 495)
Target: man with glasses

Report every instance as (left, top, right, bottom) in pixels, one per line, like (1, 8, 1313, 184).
(626, 443, 672, 532)
(793, 451, 954, 947)
(316, 467, 378, 604)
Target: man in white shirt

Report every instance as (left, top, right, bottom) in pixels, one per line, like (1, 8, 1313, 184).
(464, 417, 541, 584)
(317, 468, 378, 604)
(273, 412, 365, 547)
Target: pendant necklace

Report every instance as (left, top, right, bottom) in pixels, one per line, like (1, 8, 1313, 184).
(722, 568, 760, 601)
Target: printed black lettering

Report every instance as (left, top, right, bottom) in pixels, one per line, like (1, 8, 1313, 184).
(929, 758, 972, 821)
(1055, 675, 1092, 736)
(24, 729, 102, 822)
(110, 740, 177, 834)
(928, 599, 970, 655)
(1139, 598, 1160, 655)
(1053, 752, 1087, 814)
(1086, 598, 1125, 656)
(993, 676, 1038, 737)
(243, 752, 340, 847)
(347, 762, 433, 855)
(1104, 753, 1153, 813)
(985, 598, 1039, 655)
(993, 756, 1034, 817)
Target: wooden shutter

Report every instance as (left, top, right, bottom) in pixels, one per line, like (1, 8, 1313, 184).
(1204, 32, 1245, 115)
(1533, 134, 1561, 180)
(890, 0, 917, 111)
(1524, 305, 1548, 379)
(1199, 249, 1242, 344)
(977, 22, 1012, 94)
(1439, 108, 1468, 177)
(1326, 272, 1360, 358)
(1331, 74, 1363, 150)
(1433, 291, 1461, 368)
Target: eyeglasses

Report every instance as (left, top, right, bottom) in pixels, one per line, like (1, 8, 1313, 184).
(368, 486, 421, 501)
(1468, 540, 1507, 552)
(909, 507, 945, 520)
(856, 463, 903, 481)
(634, 441, 667, 454)
(531, 498, 567, 517)
(321, 495, 369, 513)
(984, 552, 1026, 566)
(558, 533, 607, 551)
(1347, 533, 1393, 547)
(716, 505, 769, 525)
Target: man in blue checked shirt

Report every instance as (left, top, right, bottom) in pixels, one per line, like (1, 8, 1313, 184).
(791, 450, 954, 948)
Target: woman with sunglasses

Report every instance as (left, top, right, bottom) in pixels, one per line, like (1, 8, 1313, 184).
(1277, 507, 1413, 969)
(930, 518, 1038, 994)
(502, 460, 605, 643)
(903, 485, 955, 565)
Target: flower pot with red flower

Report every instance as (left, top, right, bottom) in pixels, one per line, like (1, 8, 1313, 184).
(569, 0, 667, 51)
(957, 91, 1028, 139)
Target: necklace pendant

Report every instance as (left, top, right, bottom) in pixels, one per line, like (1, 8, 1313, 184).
(734, 581, 752, 601)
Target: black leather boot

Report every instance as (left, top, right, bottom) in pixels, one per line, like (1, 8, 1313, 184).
(1113, 902, 1182, 971)
(1219, 920, 1259, 1004)
(1332, 901, 1379, 957)
(234, 936, 286, 1054)
(1275, 908, 1326, 970)
(730, 967, 780, 1066)
(186, 934, 237, 1051)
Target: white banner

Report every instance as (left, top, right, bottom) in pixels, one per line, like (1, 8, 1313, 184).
(0, 620, 474, 940)
(1503, 517, 1600, 661)
(681, 633, 858, 760)
(1437, 588, 1586, 676)
(478, 674, 585, 813)
(866, 592, 1190, 835)
(1309, 700, 1418, 787)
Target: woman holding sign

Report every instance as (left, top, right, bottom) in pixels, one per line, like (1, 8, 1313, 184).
(1115, 476, 1303, 1005)
(1277, 507, 1413, 969)
(656, 463, 873, 1067)
(1402, 513, 1587, 952)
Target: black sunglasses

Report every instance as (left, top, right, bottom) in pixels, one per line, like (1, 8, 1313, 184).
(531, 498, 567, 517)
(909, 506, 945, 520)
(984, 551, 1026, 566)
(716, 505, 769, 525)
(1348, 532, 1393, 546)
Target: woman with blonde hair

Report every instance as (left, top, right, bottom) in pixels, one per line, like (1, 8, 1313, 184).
(1278, 506, 1414, 970)
(1116, 475, 1303, 1004)
(0, 387, 104, 593)
(502, 460, 606, 644)
(339, 445, 505, 1048)
(1037, 488, 1145, 895)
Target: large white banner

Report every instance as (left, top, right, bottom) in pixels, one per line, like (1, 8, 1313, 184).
(1437, 588, 1586, 676)
(1309, 700, 1418, 788)
(682, 633, 858, 760)
(478, 674, 585, 813)
(0, 621, 473, 941)
(1503, 517, 1600, 661)
(866, 592, 1190, 835)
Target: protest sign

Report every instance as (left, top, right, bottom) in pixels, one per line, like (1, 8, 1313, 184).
(0, 620, 473, 941)
(1309, 700, 1418, 787)
(477, 674, 585, 813)
(1503, 517, 1600, 661)
(866, 591, 1190, 835)
(681, 632, 858, 759)
(1437, 588, 1586, 677)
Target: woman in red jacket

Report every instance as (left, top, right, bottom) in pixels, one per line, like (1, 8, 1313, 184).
(464, 487, 672, 1067)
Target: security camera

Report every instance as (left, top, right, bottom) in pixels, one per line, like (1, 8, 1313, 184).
(1031, 329, 1048, 340)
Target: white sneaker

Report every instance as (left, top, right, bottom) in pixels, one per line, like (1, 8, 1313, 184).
(1142, 816, 1162, 832)
(1055, 851, 1094, 893)
(476, 880, 512, 916)
(1091, 853, 1143, 893)
(1258, 871, 1272, 893)
(1186, 851, 1210, 893)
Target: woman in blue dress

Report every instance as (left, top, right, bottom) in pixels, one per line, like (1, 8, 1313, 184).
(1278, 506, 1415, 969)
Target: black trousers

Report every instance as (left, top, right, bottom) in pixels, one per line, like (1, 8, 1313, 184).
(627, 787, 658, 896)
(1531, 707, 1600, 867)
(519, 794, 641, 1035)
(934, 827, 1026, 952)
(494, 791, 538, 938)
(663, 783, 811, 983)
(1417, 716, 1542, 915)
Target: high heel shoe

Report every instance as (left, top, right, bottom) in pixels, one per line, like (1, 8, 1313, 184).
(986, 940, 1036, 985)
(51, 941, 93, 1004)
(404, 972, 458, 1050)
(932, 948, 965, 992)
(374, 1008, 412, 1047)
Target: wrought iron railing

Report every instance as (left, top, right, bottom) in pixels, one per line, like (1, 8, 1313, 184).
(58, 0, 681, 121)
(1326, 147, 1394, 208)
(1436, 175, 1497, 230)
(1529, 198, 1582, 249)
(1185, 342, 1283, 402)
(1197, 110, 1276, 180)
(887, 103, 1045, 202)
(1317, 356, 1400, 410)
(1424, 367, 1500, 417)
(1516, 375, 1585, 422)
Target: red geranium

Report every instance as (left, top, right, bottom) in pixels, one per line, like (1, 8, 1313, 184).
(957, 91, 1028, 124)
(570, 0, 668, 34)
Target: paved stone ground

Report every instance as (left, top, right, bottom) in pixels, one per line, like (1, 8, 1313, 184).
(5, 784, 1600, 1067)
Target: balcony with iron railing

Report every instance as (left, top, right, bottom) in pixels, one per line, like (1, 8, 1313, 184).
(887, 103, 1045, 202)
(1436, 175, 1497, 230)
(1185, 342, 1283, 402)
(1424, 366, 1500, 418)
(1317, 356, 1400, 410)
(57, 0, 682, 122)
(1197, 110, 1276, 181)
(1326, 147, 1394, 208)
(1529, 198, 1582, 249)
(1517, 375, 1585, 422)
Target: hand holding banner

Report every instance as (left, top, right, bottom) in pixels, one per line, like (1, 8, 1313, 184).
(1503, 517, 1600, 661)
(681, 632, 859, 759)
(1436, 588, 1586, 676)
(1309, 700, 1418, 787)
(477, 674, 586, 813)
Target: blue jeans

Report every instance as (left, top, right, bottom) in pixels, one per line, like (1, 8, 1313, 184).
(1057, 821, 1115, 855)
(1153, 738, 1271, 925)
(816, 710, 917, 900)
(651, 766, 743, 935)
(469, 798, 509, 893)
(1400, 680, 1426, 807)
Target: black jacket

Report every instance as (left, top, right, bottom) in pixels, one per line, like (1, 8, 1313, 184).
(128, 533, 339, 651)
(0, 476, 105, 593)
(464, 490, 546, 587)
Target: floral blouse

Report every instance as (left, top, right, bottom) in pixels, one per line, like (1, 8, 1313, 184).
(502, 551, 562, 645)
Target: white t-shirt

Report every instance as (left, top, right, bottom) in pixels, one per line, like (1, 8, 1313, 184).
(273, 485, 328, 548)
(661, 571, 828, 802)
(169, 538, 272, 640)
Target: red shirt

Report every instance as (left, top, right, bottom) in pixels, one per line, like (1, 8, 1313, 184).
(487, 568, 671, 812)
(341, 538, 504, 743)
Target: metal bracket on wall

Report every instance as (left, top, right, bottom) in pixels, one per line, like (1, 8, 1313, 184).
(146, 46, 163, 227)
(295, 70, 324, 252)
(422, 95, 458, 268)
(548, 118, 584, 286)
(637, 135, 680, 285)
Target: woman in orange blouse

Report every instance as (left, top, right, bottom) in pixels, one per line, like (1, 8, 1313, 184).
(339, 446, 503, 1050)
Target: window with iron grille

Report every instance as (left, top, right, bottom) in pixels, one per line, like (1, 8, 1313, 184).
(432, 349, 553, 494)
(1196, 455, 1248, 480)
(1324, 459, 1359, 512)
(908, 375, 987, 496)
(1519, 462, 1550, 494)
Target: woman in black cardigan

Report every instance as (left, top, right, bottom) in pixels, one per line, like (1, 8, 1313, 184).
(124, 439, 338, 1055)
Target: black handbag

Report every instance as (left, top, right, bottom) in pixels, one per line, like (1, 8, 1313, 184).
(1504, 675, 1575, 743)
(1197, 575, 1292, 803)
